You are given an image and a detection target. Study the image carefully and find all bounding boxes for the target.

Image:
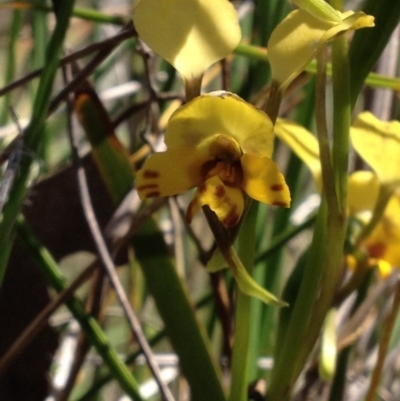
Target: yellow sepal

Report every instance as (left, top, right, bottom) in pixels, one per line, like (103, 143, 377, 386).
(133, 0, 241, 82)
(351, 112, 400, 186)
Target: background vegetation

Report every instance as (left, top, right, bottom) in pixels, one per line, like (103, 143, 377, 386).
(0, 1, 399, 400)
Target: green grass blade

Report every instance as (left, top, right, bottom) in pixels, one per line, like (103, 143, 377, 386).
(0, 1, 76, 286)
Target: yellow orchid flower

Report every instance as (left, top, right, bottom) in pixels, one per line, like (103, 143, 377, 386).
(133, 0, 241, 94)
(362, 192, 400, 273)
(275, 116, 400, 276)
(348, 172, 400, 276)
(268, 1, 374, 91)
(136, 91, 290, 227)
(349, 112, 400, 275)
(350, 112, 400, 187)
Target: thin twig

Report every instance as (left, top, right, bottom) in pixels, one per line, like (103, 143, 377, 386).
(112, 92, 182, 129)
(0, 25, 136, 97)
(48, 22, 136, 115)
(65, 69, 175, 401)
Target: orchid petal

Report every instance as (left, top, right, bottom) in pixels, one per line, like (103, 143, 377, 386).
(241, 154, 290, 207)
(133, 0, 241, 82)
(136, 148, 210, 199)
(320, 11, 374, 43)
(268, 9, 374, 91)
(268, 10, 332, 91)
(187, 176, 244, 227)
(165, 92, 275, 158)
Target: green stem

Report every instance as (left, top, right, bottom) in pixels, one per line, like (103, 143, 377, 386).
(0, 2, 129, 25)
(331, 35, 350, 214)
(265, 200, 328, 401)
(291, 33, 351, 385)
(229, 202, 258, 401)
(234, 44, 400, 91)
(266, 28, 351, 400)
(315, 49, 337, 211)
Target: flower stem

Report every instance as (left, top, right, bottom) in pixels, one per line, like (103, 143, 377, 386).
(265, 200, 329, 401)
(184, 76, 203, 101)
(315, 48, 337, 212)
(293, 32, 351, 383)
(331, 35, 350, 215)
(229, 201, 259, 401)
(264, 80, 282, 124)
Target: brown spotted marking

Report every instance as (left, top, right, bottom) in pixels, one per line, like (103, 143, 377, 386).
(367, 242, 386, 259)
(214, 185, 226, 199)
(221, 205, 240, 227)
(136, 184, 158, 191)
(145, 191, 161, 198)
(270, 184, 284, 192)
(272, 201, 288, 207)
(143, 169, 160, 179)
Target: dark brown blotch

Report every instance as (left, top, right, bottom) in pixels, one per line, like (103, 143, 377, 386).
(145, 191, 161, 198)
(270, 184, 283, 192)
(214, 185, 226, 199)
(143, 170, 159, 179)
(272, 201, 288, 207)
(136, 184, 158, 191)
(222, 210, 239, 227)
